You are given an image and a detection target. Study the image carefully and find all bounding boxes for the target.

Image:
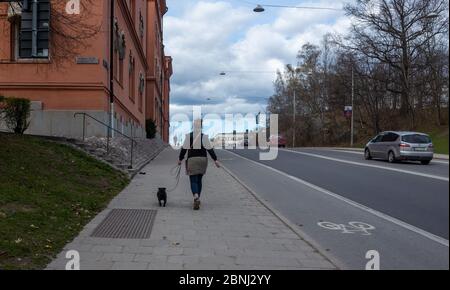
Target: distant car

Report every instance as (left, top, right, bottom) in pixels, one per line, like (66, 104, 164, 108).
(365, 131, 434, 165)
(269, 134, 287, 148)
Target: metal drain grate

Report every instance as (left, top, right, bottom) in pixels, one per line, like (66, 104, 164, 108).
(91, 209, 157, 239)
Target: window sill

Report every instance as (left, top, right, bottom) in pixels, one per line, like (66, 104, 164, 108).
(0, 58, 51, 64)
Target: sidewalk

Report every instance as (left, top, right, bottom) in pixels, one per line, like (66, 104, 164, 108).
(46, 148, 336, 270)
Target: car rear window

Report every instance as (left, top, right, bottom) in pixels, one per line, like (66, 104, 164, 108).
(402, 134, 431, 144)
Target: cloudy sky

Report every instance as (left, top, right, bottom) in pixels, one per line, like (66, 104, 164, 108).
(164, 0, 353, 137)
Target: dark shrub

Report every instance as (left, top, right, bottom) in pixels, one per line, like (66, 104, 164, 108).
(3, 98, 31, 134)
(146, 119, 157, 139)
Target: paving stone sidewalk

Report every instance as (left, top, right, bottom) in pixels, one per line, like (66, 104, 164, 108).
(46, 148, 336, 270)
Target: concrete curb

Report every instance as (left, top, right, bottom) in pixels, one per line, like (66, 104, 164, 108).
(220, 163, 345, 270)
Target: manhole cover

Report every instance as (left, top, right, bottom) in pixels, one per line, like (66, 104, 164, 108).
(91, 209, 157, 239)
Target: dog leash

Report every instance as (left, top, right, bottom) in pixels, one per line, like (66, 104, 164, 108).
(167, 164, 182, 192)
(167, 161, 221, 194)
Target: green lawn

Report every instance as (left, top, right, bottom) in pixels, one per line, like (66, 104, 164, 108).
(429, 129, 449, 155)
(354, 127, 449, 155)
(0, 133, 129, 270)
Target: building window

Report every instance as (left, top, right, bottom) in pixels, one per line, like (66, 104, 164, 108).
(129, 53, 135, 103)
(139, 11, 144, 39)
(113, 19, 119, 79)
(138, 72, 145, 112)
(119, 55, 124, 85)
(7, 3, 48, 61)
(15, 0, 50, 59)
(116, 29, 126, 85)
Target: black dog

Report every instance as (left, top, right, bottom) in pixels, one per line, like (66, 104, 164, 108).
(157, 188, 167, 207)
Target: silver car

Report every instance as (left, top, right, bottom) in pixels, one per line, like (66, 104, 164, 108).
(365, 131, 434, 165)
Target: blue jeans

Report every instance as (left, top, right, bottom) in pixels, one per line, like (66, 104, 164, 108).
(189, 175, 203, 196)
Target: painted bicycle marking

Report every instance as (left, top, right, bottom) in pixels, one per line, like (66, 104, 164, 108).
(318, 221, 376, 236)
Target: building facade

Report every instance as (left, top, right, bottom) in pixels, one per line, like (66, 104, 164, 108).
(0, 0, 171, 142)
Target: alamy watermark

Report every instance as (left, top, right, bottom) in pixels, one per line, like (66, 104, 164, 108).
(170, 106, 280, 161)
(366, 250, 380, 270)
(65, 0, 81, 15)
(65, 250, 80, 270)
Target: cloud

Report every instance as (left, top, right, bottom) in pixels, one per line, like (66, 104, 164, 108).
(164, 0, 352, 117)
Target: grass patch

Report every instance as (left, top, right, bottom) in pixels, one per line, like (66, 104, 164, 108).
(429, 129, 449, 155)
(0, 133, 129, 270)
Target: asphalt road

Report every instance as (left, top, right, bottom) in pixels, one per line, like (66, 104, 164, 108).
(216, 148, 449, 270)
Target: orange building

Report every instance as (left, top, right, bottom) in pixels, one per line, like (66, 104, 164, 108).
(0, 0, 172, 142)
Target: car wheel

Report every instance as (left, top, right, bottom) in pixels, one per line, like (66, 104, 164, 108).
(388, 151, 396, 163)
(421, 160, 431, 165)
(364, 149, 372, 160)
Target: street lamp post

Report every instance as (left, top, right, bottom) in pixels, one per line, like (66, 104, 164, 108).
(351, 67, 354, 148)
(293, 90, 296, 148)
(256, 111, 261, 147)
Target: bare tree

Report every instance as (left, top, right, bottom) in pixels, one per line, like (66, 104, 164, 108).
(49, 0, 102, 65)
(344, 0, 449, 128)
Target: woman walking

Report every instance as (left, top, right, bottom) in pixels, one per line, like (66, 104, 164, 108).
(178, 120, 220, 210)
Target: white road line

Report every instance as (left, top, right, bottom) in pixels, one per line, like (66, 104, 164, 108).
(432, 160, 450, 165)
(330, 150, 364, 155)
(281, 149, 449, 182)
(225, 150, 450, 247)
(329, 149, 450, 165)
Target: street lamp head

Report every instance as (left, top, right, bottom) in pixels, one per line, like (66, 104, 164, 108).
(253, 5, 265, 13)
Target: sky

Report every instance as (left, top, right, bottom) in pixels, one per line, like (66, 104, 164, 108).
(164, 0, 353, 139)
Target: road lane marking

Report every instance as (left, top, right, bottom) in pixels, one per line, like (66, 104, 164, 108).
(312, 147, 449, 165)
(318, 221, 376, 236)
(328, 149, 449, 165)
(432, 160, 450, 164)
(281, 149, 449, 182)
(330, 150, 364, 155)
(225, 150, 449, 247)
(328, 150, 449, 165)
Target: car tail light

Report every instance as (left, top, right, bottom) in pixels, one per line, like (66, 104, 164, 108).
(399, 143, 410, 148)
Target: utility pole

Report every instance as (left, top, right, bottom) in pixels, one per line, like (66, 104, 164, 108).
(351, 67, 354, 147)
(293, 90, 296, 148)
(256, 112, 261, 147)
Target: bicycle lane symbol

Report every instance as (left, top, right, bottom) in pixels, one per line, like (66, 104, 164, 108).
(318, 221, 376, 236)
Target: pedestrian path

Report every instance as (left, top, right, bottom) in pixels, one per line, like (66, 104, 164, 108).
(46, 148, 336, 270)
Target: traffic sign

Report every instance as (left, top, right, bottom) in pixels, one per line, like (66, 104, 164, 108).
(344, 106, 353, 118)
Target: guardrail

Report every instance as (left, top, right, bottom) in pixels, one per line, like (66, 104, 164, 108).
(74, 112, 137, 169)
